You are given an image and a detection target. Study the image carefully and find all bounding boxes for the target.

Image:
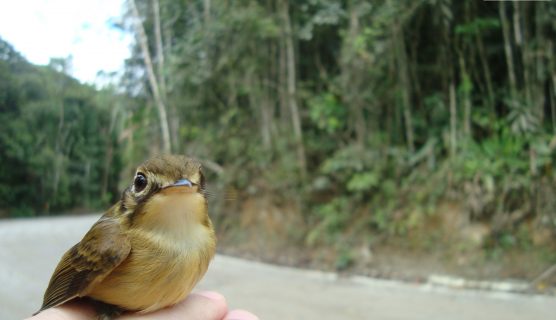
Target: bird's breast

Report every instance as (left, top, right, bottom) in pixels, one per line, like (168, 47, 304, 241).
(87, 226, 215, 312)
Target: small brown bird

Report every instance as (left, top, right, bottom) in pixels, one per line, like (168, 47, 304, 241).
(35, 155, 216, 319)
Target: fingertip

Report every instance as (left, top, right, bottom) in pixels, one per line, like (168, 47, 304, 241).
(182, 291, 228, 319)
(225, 309, 260, 320)
(119, 291, 228, 320)
(196, 290, 226, 303)
(194, 290, 228, 317)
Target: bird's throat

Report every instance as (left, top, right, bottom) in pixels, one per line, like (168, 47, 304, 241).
(133, 187, 207, 238)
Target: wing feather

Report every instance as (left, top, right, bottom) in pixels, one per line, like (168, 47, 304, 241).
(37, 215, 131, 313)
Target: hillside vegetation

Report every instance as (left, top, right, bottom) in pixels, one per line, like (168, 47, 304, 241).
(0, 39, 129, 216)
(1, 1, 555, 281)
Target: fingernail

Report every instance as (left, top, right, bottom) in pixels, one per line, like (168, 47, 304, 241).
(196, 291, 226, 302)
(226, 309, 259, 320)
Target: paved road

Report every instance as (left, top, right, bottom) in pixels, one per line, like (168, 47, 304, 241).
(0, 215, 554, 320)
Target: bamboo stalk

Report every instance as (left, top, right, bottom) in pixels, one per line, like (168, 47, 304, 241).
(130, 0, 172, 153)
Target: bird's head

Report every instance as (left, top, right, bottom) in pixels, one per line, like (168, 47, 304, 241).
(120, 155, 210, 234)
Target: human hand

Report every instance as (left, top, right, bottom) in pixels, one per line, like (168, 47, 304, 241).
(28, 291, 258, 320)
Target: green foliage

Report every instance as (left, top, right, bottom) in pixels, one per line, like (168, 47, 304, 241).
(3, 0, 556, 269)
(335, 248, 354, 271)
(506, 98, 540, 136)
(0, 37, 125, 216)
(347, 172, 380, 192)
(455, 18, 500, 36)
(308, 93, 346, 134)
(456, 135, 530, 181)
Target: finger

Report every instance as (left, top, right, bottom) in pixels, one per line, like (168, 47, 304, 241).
(26, 301, 96, 320)
(119, 291, 228, 320)
(224, 309, 260, 320)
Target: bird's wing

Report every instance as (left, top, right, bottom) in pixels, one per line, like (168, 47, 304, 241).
(37, 215, 131, 313)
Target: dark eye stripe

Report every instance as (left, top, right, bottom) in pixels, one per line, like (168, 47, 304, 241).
(199, 172, 206, 190)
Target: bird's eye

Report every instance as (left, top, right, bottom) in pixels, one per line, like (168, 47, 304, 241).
(134, 173, 148, 192)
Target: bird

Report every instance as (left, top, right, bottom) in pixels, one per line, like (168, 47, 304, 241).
(35, 155, 216, 319)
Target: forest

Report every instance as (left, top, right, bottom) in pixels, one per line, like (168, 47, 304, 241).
(1, 0, 556, 278)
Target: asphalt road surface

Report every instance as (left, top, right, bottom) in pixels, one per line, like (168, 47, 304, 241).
(0, 215, 554, 320)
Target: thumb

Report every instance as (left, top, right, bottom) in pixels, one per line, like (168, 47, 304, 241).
(119, 291, 228, 320)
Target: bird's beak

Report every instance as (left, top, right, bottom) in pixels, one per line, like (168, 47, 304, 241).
(172, 179, 193, 187)
(161, 178, 194, 195)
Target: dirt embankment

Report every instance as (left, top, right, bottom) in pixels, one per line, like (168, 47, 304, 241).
(216, 197, 556, 294)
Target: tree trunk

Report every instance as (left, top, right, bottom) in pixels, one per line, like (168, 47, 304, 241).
(260, 98, 273, 150)
(548, 37, 556, 134)
(130, 0, 172, 153)
(278, 28, 289, 124)
(152, 0, 178, 151)
(394, 23, 415, 153)
(499, 2, 517, 98)
(204, 0, 211, 24)
(267, 38, 278, 142)
(247, 73, 272, 150)
(281, 0, 306, 176)
(345, 5, 367, 147)
(475, 31, 495, 114)
(153, 0, 166, 99)
(260, 71, 273, 150)
(449, 80, 457, 156)
(53, 98, 65, 206)
(459, 55, 472, 138)
(512, 2, 522, 47)
(552, 72, 556, 134)
(532, 2, 546, 123)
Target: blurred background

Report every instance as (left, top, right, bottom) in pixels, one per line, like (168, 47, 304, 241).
(1, 0, 556, 299)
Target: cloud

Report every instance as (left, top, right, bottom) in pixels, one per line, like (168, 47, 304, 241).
(0, 0, 132, 85)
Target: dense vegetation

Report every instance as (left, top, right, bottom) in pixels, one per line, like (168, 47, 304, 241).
(1, 1, 555, 273)
(120, 0, 556, 250)
(0, 39, 127, 216)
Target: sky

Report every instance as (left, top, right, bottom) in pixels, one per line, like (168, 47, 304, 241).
(0, 0, 132, 86)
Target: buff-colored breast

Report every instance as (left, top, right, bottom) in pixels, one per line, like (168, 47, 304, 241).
(87, 225, 215, 313)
